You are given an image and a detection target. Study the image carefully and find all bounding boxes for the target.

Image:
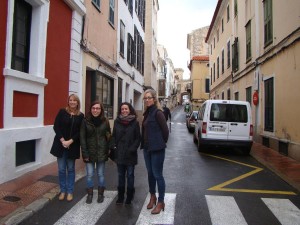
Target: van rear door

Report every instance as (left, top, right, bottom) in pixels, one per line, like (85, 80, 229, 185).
(228, 104, 251, 140)
(206, 103, 229, 140)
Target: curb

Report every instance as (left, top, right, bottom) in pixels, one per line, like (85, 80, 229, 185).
(0, 169, 86, 225)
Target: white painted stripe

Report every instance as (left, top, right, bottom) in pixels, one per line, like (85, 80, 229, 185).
(135, 193, 176, 225)
(54, 191, 117, 225)
(262, 198, 300, 225)
(206, 195, 248, 225)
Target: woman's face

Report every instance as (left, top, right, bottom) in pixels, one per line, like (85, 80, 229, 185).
(68, 96, 78, 110)
(91, 104, 101, 117)
(121, 104, 130, 117)
(144, 92, 155, 107)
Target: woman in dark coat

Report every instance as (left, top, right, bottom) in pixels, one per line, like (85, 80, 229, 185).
(80, 101, 111, 204)
(112, 102, 141, 205)
(50, 94, 84, 202)
(141, 89, 169, 214)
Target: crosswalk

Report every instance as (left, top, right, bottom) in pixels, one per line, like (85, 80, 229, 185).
(52, 192, 300, 225)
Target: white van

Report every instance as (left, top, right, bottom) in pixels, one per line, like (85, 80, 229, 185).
(193, 100, 253, 154)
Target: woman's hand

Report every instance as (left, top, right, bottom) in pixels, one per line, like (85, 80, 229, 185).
(62, 139, 73, 148)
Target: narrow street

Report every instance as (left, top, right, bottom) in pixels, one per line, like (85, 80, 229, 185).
(21, 105, 300, 225)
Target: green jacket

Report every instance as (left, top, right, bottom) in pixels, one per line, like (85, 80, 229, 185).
(80, 117, 111, 162)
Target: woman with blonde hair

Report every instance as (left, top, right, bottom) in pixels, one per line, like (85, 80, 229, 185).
(50, 94, 84, 202)
(141, 89, 169, 214)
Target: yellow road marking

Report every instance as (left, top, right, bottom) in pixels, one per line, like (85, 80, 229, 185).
(203, 153, 296, 195)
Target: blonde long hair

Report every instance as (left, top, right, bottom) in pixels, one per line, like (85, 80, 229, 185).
(144, 89, 162, 111)
(65, 94, 81, 115)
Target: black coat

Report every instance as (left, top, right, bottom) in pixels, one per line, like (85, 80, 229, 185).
(50, 109, 84, 159)
(112, 117, 141, 166)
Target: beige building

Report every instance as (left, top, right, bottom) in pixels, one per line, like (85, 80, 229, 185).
(206, 0, 300, 161)
(188, 56, 210, 112)
(144, 0, 159, 91)
(187, 27, 210, 112)
(81, 0, 118, 121)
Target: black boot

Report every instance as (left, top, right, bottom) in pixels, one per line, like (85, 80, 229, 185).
(86, 187, 93, 204)
(125, 188, 135, 205)
(97, 186, 105, 203)
(116, 186, 125, 205)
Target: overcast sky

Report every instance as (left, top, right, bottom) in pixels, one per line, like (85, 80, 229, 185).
(157, 0, 218, 78)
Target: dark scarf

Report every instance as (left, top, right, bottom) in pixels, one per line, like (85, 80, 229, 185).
(118, 114, 136, 125)
(91, 116, 102, 127)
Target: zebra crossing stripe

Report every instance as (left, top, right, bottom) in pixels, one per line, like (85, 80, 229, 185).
(205, 195, 247, 225)
(262, 198, 300, 225)
(135, 193, 176, 225)
(54, 191, 117, 225)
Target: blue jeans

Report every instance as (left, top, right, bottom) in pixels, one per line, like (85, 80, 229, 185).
(86, 161, 105, 188)
(143, 149, 166, 202)
(117, 164, 135, 189)
(57, 151, 75, 194)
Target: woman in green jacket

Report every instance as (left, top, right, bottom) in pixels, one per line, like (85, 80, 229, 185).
(80, 101, 111, 204)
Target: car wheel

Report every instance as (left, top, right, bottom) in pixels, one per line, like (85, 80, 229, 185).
(197, 136, 206, 152)
(193, 133, 197, 144)
(242, 146, 251, 155)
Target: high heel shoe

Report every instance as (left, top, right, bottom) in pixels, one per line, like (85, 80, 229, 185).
(147, 194, 157, 209)
(151, 202, 165, 214)
(58, 192, 65, 201)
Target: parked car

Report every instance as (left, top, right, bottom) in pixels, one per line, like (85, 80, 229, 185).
(186, 111, 198, 133)
(193, 100, 253, 154)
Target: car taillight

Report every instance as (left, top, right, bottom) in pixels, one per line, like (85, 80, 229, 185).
(250, 124, 253, 136)
(202, 122, 207, 134)
(190, 118, 195, 122)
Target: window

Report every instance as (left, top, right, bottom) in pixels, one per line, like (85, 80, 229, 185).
(217, 57, 219, 78)
(92, 73, 114, 119)
(210, 103, 248, 123)
(227, 89, 231, 100)
(120, 21, 125, 56)
(109, 0, 115, 25)
(210, 44, 212, 55)
(227, 5, 230, 22)
(234, 92, 239, 100)
(221, 49, 224, 74)
(136, 0, 145, 29)
(214, 38, 215, 48)
(222, 19, 224, 33)
(246, 87, 252, 105)
(222, 92, 224, 100)
(227, 41, 231, 68)
(118, 77, 123, 110)
(213, 63, 215, 82)
(264, 77, 274, 132)
(246, 20, 251, 61)
(217, 29, 219, 42)
(11, 0, 32, 73)
(264, 0, 273, 46)
(232, 37, 239, 72)
(16, 140, 36, 166)
(128, 0, 133, 15)
(234, 0, 238, 17)
(134, 26, 144, 74)
(127, 33, 134, 65)
(210, 68, 212, 85)
(92, 0, 100, 9)
(205, 78, 210, 93)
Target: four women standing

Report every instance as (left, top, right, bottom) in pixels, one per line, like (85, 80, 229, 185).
(52, 90, 169, 215)
(111, 102, 141, 205)
(50, 94, 84, 202)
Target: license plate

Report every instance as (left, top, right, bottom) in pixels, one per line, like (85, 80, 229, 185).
(209, 127, 226, 132)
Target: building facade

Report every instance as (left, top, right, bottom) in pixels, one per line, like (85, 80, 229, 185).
(0, 0, 86, 184)
(206, 0, 300, 161)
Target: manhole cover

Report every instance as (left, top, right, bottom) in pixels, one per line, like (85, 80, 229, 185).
(3, 195, 21, 202)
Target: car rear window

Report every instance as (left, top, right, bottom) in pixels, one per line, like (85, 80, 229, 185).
(210, 103, 248, 123)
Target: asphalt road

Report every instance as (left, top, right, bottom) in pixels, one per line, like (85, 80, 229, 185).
(22, 105, 300, 225)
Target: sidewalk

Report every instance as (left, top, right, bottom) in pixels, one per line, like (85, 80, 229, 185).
(1, 143, 300, 225)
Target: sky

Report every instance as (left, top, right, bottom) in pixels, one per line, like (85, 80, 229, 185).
(157, 0, 218, 78)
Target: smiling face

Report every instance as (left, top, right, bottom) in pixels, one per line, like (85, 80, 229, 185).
(121, 104, 130, 116)
(143, 92, 155, 107)
(68, 96, 78, 111)
(91, 103, 101, 117)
